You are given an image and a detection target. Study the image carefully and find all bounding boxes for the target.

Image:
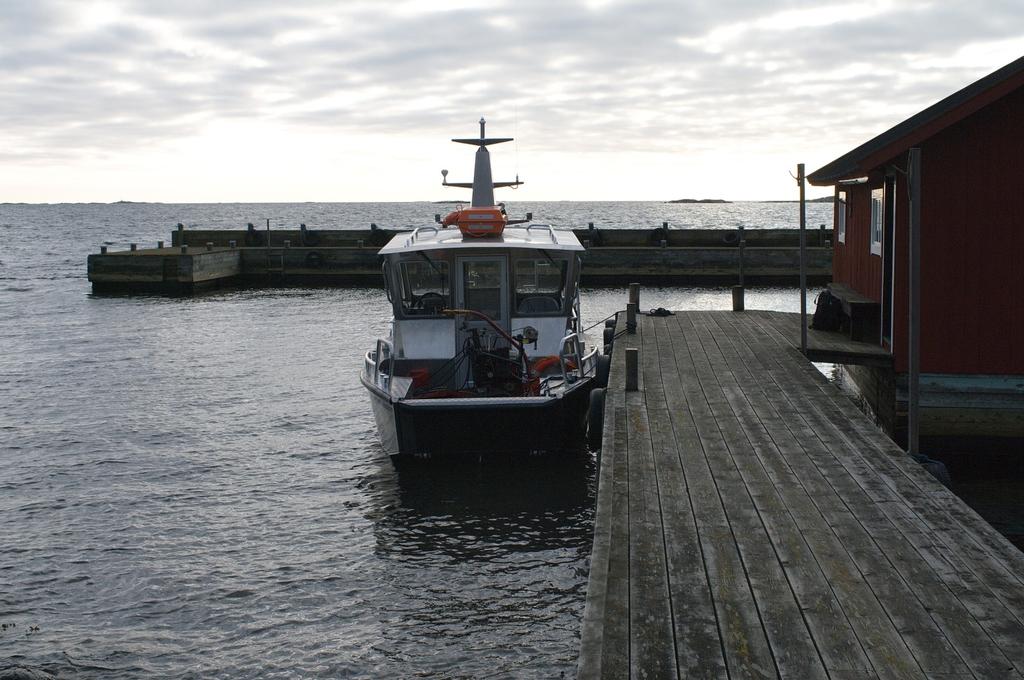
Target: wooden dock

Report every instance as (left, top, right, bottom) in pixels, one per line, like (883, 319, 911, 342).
(579, 310, 1024, 679)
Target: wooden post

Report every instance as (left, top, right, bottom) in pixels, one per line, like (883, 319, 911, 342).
(738, 225, 745, 286)
(206, 242, 213, 251)
(798, 163, 808, 355)
(626, 303, 637, 334)
(732, 285, 745, 311)
(625, 348, 639, 391)
(908, 148, 922, 457)
(157, 241, 164, 249)
(628, 282, 640, 308)
(100, 246, 107, 254)
(130, 243, 137, 252)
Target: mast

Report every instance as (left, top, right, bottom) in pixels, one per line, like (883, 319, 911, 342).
(444, 118, 523, 206)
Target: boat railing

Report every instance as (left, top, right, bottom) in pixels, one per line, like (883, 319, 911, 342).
(558, 332, 584, 384)
(367, 338, 394, 391)
(580, 345, 599, 379)
(525, 224, 558, 244)
(407, 226, 439, 246)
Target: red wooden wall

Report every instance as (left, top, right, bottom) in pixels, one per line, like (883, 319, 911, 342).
(832, 183, 882, 301)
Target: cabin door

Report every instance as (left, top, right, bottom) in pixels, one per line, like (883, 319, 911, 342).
(454, 256, 509, 380)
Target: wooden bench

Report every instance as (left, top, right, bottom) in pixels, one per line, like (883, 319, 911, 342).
(827, 282, 880, 343)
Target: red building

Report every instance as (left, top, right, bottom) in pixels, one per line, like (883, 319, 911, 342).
(808, 56, 1024, 455)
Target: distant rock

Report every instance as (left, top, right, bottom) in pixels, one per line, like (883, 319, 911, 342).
(667, 198, 731, 204)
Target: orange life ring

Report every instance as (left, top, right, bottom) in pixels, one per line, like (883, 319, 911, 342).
(440, 207, 506, 237)
(530, 356, 577, 374)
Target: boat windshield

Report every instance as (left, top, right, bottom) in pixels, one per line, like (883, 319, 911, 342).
(514, 258, 566, 315)
(399, 259, 450, 315)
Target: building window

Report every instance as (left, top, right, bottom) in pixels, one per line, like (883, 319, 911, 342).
(837, 190, 847, 244)
(870, 187, 883, 256)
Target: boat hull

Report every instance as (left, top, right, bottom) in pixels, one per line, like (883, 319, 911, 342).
(362, 379, 593, 458)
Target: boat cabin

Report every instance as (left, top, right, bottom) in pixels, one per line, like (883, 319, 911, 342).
(376, 225, 585, 391)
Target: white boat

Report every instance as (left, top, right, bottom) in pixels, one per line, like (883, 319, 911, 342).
(360, 119, 609, 459)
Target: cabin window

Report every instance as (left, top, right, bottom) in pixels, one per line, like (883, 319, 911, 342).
(870, 188, 883, 256)
(837, 191, 847, 244)
(514, 259, 567, 315)
(399, 259, 449, 316)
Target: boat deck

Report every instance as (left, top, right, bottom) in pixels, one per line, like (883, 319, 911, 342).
(578, 310, 1024, 679)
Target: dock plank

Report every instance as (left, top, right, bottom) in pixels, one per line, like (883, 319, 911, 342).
(579, 310, 1024, 680)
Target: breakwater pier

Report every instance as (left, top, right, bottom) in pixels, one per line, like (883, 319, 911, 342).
(86, 224, 832, 293)
(579, 309, 1024, 678)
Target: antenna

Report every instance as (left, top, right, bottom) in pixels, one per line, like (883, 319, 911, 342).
(446, 120, 523, 206)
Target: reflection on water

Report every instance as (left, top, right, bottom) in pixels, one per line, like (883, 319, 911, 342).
(358, 455, 596, 676)
(379, 455, 596, 558)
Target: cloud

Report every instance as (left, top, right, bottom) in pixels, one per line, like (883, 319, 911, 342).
(1, 0, 1022, 200)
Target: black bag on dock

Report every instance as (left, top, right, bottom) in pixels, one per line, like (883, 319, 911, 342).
(810, 290, 843, 331)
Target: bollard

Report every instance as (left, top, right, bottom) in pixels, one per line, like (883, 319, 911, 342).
(626, 302, 637, 334)
(228, 240, 237, 248)
(177, 223, 183, 231)
(181, 245, 188, 253)
(628, 282, 640, 307)
(130, 243, 137, 252)
(206, 242, 213, 251)
(625, 348, 639, 391)
(100, 245, 107, 254)
(157, 241, 164, 249)
(732, 285, 745, 311)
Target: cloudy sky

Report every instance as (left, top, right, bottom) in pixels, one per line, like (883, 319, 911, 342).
(2, 0, 1022, 203)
